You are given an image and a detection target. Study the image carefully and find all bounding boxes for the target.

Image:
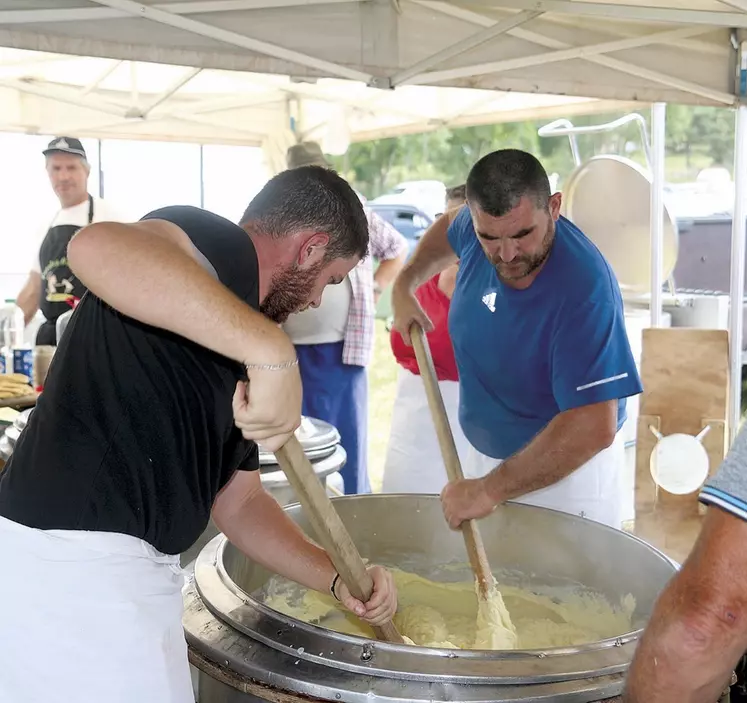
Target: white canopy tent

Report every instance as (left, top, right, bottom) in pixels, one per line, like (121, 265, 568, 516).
(0, 0, 740, 106)
(1, 0, 747, 437)
(0, 46, 634, 173)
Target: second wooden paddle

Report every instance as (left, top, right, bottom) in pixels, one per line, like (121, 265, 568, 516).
(275, 436, 403, 643)
(410, 323, 496, 600)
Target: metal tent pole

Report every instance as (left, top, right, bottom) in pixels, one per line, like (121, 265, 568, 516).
(98, 139, 104, 198)
(199, 144, 205, 209)
(728, 104, 747, 443)
(650, 103, 666, 327)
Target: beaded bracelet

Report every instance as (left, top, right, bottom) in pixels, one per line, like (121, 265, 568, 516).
(245, 358, 299, 371)
(330, 573, 341, 601)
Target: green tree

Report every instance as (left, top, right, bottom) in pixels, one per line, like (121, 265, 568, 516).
(690, 107, 734, 168)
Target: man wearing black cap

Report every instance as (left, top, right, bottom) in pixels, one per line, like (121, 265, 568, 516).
(16, 136, 128, 344)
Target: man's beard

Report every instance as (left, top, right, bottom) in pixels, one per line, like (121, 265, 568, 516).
(494, 219, 555, 283)
(260, 261, 324, 324)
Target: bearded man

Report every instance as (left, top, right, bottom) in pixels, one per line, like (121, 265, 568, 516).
(391, 149, 642, 530)
(0, 166, 397, 703)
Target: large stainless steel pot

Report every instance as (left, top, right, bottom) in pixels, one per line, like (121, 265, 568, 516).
(185, 494, 679, 702)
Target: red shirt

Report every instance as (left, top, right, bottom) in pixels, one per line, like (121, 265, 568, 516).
(390, 273, 458, 382)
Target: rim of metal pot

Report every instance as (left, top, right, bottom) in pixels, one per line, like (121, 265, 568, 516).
(260, 445, 346, 484)
(260, 442, 339, 466)
(193, 499, 676, 686)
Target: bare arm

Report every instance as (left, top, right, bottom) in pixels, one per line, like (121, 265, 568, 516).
(212, 470, 336, 593)
(485, 400, 617, 502)
(212, 470, 397, 625)
(374, 249, 407, 296)
(395, 209, 460, 294)
(441, 400, 617, 528)
(68, 219, 293, 366)
(391, 208, 460, 343)
(17, 273, 40, 326)
(624, 507, 747, 702)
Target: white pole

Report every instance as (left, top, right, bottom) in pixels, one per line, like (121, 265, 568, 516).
(650, 102, 666, 327)
(728, 104, 747, 444)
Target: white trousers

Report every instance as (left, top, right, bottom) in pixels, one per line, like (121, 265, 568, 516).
(0, 515, 194, 703)
(381, 368, 471, 494)
(464, 431, 627, 530)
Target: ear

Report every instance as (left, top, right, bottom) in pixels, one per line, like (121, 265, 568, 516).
(297, 232, 330, 268)
(548, 192, 562, 221)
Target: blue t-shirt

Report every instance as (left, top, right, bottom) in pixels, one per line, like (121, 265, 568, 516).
(447, 207, 643, 459)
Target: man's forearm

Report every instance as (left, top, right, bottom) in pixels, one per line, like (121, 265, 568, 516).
(396, 213, 458, 292)
(624, 508, 747, 702)
(215, 486, 336, 594)
(374, 251, 407, 290)
(485, 402, 616, 503)
(68, 220, 293, 366)
(17, 274, 40, 326)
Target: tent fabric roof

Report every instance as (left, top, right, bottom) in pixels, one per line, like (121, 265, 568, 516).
(0, 1, 739, 109)
(0, 46, 635, 151)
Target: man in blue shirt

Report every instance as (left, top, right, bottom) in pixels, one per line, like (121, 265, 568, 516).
(391, 149, 642, 529)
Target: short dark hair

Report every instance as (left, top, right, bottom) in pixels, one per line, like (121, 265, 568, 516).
(445, 184, 466, 202)
(240, 166, 368, 260)
(466, 149, 551, 217)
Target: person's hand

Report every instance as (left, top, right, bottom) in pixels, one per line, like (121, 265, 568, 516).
(441, 477, 496, 529)
(232, 365, 302, 452)
(391, 278, 432, 346)
(335, 566, 397, 627)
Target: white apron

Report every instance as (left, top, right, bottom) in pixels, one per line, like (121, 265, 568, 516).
(382, 368, 471, 494)
(464, 431, 626, 530)
(0, 515, 194, 703)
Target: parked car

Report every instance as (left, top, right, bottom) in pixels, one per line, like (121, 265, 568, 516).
(367, 203, 433, 258)
(371, 180, 446, 220)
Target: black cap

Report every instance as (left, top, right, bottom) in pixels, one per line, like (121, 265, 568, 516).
(43, 137, 86, 159)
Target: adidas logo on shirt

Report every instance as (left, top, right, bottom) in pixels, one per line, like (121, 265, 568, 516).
(482, 291, 496, 313)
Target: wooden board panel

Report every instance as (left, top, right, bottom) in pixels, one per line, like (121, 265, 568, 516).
(634, 328, 729, 530)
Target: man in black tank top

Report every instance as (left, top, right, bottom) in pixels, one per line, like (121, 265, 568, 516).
(0, 166, 397, 703)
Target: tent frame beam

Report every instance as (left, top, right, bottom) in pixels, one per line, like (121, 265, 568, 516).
(0, 78, 130, 116)
(0, 0, 364, 24)
(470, 0, 747, 29)
(87, 0, 374, 83)
(136, 67, 203, 117)
(390, 9, 541, 86)
(402, 25, 710, 86)
(414, 1, 736, 105)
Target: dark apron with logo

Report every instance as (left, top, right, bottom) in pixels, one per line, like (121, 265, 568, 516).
(36, 195, 94, 345)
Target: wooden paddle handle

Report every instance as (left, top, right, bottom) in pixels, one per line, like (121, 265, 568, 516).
(410, 323, 496, 598)
(274, 436, 403, 643)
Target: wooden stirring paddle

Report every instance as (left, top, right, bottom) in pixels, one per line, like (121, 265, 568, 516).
(275, 437, 404, 643)
(410, 323, 496, 601)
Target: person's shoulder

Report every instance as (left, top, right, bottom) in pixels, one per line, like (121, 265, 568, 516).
(143, 205, 249, 243)
(450, 205, 472, 229)
(91, 197, 135, 223)
(554, 216, 619, 300)
(446, 205, 476, 257)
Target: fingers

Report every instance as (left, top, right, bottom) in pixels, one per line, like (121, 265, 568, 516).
(363, 567, 397, 626)
(339, 593, 366, 618)
(232, 380, 248, 410)
(396, 311, 434, 346)
(440, 484, 464, 530)
(338, 567, 398, 626)
(255, 432, 296, 453)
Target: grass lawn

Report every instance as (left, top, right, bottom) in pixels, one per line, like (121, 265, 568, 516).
(367, 318, 399, 492)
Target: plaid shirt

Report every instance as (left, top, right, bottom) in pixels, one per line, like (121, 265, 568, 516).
(342, 208, 408, 367)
